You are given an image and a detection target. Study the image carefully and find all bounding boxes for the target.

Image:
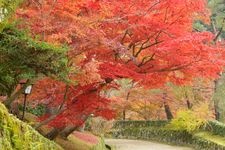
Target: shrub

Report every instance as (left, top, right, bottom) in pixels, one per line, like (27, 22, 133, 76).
(206, 120, 225, 137)
(168, 104, 210, 133)
(192, 132, 225, 150)
(26, 104, 46, 116)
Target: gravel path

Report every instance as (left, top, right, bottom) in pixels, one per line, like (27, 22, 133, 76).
(105, 139, 193, 150)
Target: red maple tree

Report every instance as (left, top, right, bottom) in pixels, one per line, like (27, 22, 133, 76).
(16, 0, 225, 137)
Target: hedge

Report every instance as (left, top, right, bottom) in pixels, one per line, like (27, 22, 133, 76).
(111, 120, 225, 150)
(206, 120, 225, 137)
(112, 127, 192, 146)
(113, 120, 168, 129)
(192, 132, 225, 150)
(113, 120, 225, 137)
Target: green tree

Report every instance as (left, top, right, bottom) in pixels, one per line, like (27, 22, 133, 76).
(0, 25, 68, 108)
(193, 0, 225, 122)
(208, 0, 225, 40)
(0, 0, 23, 30)
(208, 0, 225, 122)
(194, 0, 225, 40)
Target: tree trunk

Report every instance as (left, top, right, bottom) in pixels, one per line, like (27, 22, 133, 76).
(4, 80, 32, 108)
(122, 91, 130, 120)
(163, 92, 173, 120)
(214, 105, 220, 121)
(35, 113, 60, 129)
(35, 85, 69, 129)
(9, 102, 21, 119)
(45, 128, 61, 140)
(122, 82, 133, 120)
(4, 87, 25, 108)
(186, 100, 192, 109)
(185, 92, 192, 109)
(213, 79, 221, 121)
(59, 125, 77, 139)
(164, 102, 173, 120)
(122, 110, 126, 120)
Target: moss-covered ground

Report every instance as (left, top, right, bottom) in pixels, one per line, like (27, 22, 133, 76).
(0, 103, 62, 150)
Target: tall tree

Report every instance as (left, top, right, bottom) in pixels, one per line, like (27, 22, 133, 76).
(194, 0, 225, 121)
(16, 0, 225, 138)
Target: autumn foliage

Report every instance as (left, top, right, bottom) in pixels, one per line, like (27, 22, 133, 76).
(16, 0, 225, 129)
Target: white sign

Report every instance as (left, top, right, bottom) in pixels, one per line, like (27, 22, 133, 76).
(25, 85, 32, 94)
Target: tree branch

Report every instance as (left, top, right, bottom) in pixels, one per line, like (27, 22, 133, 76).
(214, 18, 225, 42)
(138, 53, 155, 67)
(4, 79, 33, 108)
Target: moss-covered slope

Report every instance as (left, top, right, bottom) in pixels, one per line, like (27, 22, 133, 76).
(0, 103, 63, 150)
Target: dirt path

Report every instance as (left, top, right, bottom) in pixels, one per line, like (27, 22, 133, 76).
(105, 139, 193, 150)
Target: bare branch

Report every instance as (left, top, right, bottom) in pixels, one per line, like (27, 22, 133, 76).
(157, 62, 193, 72)
(133, 31, 162, 57)
(121, 30, 129, 44)
(214, 18, 225, 42)
(138, 53, 155, 67)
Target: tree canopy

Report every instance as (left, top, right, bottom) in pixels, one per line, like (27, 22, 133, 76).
(0, 25, 68, 97)
(14, 0, 225, 131)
